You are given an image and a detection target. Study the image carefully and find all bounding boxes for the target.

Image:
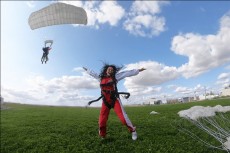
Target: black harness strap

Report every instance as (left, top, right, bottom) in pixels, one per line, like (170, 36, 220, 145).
(88, 77, 130, 109)
(88, 95, 103, 105)
(87, 92, 130, 108)
(102, 96, 113, 109)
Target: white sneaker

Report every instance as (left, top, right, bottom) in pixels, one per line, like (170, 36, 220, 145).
(132, 131, 137, 140)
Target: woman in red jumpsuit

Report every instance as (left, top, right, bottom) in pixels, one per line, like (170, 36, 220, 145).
(83, 64, 146, 140)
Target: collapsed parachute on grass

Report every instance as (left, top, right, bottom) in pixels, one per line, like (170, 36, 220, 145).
(150, 111, 159, 115)
(28, 2, 87, 30)
(177, 105, 230, 152)
(178, 105, 230, 120)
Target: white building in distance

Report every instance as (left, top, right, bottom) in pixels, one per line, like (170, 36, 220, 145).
(221, 88, 230, 96)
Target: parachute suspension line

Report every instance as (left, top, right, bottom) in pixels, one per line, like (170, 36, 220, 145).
(177, 113, 230, 153)
(177, 120, 228, 152)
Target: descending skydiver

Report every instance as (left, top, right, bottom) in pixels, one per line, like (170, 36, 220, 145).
(41, 47, 52, 64)
(83, 64, 146, 140)
(41, 40, 53, 64)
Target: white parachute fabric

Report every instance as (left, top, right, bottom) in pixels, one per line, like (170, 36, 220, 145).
(177, 105, 230, 152)
(150, 111, 159, 115)
(178, 105, 230, 120)
(28, 2, 87, 30)
(224, 137, 230, 150)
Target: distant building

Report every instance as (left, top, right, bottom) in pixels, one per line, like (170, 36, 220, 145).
(221, 88, 230, 96)
(167, 99, 177, 104)
(194, 96, 200, 101)
(143, 98, 163, 105)
(178, 97, 194, 103)
(199, 94, 219, 100)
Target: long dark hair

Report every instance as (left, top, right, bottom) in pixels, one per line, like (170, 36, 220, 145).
(99, 63, 123, 80)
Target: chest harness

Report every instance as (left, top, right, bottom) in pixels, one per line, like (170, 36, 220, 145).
(88, 77, 130, 109)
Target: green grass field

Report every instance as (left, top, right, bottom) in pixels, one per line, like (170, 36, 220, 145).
(1, 98, 229, 153)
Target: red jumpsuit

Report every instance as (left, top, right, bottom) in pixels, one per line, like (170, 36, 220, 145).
(86, 69, 139, 138)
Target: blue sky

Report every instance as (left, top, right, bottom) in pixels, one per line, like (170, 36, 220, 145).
(1, 1, 230, 106)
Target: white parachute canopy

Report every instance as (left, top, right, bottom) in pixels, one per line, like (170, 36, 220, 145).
(28, 2, 87, 30)
(178, 105, 230, 120)
(44, 40, 53, 47)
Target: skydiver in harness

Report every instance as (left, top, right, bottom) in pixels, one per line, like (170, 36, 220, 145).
(41, 40, 53, 64)
(83, 64, 146, 140)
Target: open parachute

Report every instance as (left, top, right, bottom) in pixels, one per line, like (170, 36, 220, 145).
(28, 2, 87, 30)
(44, 40, 53, 47)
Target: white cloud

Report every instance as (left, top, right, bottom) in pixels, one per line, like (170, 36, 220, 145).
(61, 1, 125, 28)
(166, 84, 206, 96)
(175, 86, 193, 94)
(60, 1, 169, 36)
(97, 1, 125, 26)
(123, 61, 180, 96)
(27, 74, 99, 92)
(220, 12, 230, 28)
(72, 67, 84, 72)
(171, 13, 230, 78)
(2, 86, 39, 103)
(1, 72, 100, 106)
(194, 84, 205, 92)
(218, 73, 230, 80)
(130, 1, 163, 15)
(127, 86, 161, 96)
(216, 72, 230, 88)
(123, 1, 169, 37)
